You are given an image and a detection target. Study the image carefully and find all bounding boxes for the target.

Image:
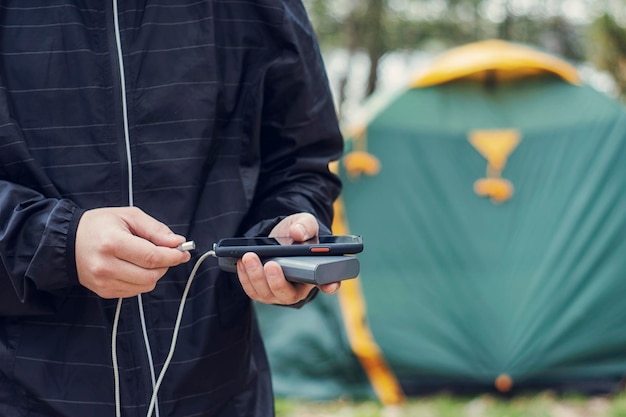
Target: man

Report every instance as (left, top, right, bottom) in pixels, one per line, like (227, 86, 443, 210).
(0, 1, 343, 416)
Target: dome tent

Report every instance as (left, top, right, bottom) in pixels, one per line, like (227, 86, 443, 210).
(254, 40, 626, 403)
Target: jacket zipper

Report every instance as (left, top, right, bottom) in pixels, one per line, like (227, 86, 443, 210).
(108, 2, 161, 417)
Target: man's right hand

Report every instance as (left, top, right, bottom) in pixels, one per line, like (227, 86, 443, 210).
(75, 207, 191, 299)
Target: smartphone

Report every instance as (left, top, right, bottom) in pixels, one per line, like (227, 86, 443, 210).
(213, 234, 363, 258)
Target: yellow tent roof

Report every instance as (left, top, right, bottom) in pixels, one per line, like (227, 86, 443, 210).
(410, 39, 581, 88)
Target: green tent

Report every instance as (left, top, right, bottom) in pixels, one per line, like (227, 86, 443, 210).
(255, 40, 626, 403)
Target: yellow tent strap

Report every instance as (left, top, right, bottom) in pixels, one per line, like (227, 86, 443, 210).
(343, 129, 382, 179)
(332, 196, 406, 405)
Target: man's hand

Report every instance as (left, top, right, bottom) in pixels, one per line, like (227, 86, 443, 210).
(75, 207, 191, 299)
(236, 212, 341, 305)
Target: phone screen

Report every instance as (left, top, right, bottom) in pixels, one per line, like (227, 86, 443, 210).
(214, 234, 363, 257)
(217, 235, 360, 247)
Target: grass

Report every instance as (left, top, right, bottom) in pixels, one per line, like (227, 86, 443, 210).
(275, 391, 626, 417)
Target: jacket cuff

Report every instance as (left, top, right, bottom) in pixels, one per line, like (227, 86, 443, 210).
(65, 206, 86, 286)
(25, 201, 85, 291)
(243, 216, 287, 237)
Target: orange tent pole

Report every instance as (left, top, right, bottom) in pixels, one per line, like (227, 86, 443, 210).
(332, 196, 406, 406)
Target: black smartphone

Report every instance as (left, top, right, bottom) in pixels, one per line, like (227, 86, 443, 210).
(213, 234, 363, 258)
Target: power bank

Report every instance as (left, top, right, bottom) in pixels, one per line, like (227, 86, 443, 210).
(217, 255, 360, 285)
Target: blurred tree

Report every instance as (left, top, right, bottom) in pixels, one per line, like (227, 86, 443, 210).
(303, 0, 343, 46)
(303, 0, 625, 107)
(587, 11, 626, 98)
(363, 0, 387, 97)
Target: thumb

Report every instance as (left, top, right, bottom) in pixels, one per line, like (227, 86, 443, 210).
(270, 213, 319, 242)
(288, 213, 319, 242)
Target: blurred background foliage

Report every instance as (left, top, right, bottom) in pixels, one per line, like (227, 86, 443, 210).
(302, 0, 626, 117)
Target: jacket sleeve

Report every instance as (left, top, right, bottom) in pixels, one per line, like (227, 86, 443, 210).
(0, 124, 84, 316)
(239, 0, 343, 236)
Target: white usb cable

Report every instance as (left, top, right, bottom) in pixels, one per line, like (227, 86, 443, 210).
(145, 246, 214, 417)
(112, 242, 216, 417)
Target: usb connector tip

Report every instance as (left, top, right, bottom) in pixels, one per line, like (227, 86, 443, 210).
(177, 241, 196, 252)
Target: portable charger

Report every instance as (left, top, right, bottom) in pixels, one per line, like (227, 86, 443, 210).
(218, 255, 360, 285)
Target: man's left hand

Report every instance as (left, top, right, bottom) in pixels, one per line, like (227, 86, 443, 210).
(236, 212, 340, 305)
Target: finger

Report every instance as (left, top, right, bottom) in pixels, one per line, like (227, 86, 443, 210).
(238, 254, 297, 304)
(92, 278, 155, 299)
(318, 282, 341, 294)
(123, 207, 187, 248)
(236, 253, 267, 301)
(237, 253, 314, 305)
(113, 234, 191, 270)
(263, 261, 313, 305)
(83, 257, 166, 294)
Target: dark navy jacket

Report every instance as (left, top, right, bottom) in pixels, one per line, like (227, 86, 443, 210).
(0, 1, 342, 416)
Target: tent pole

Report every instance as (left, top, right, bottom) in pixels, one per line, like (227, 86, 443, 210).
(332, 195, 406, 406)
